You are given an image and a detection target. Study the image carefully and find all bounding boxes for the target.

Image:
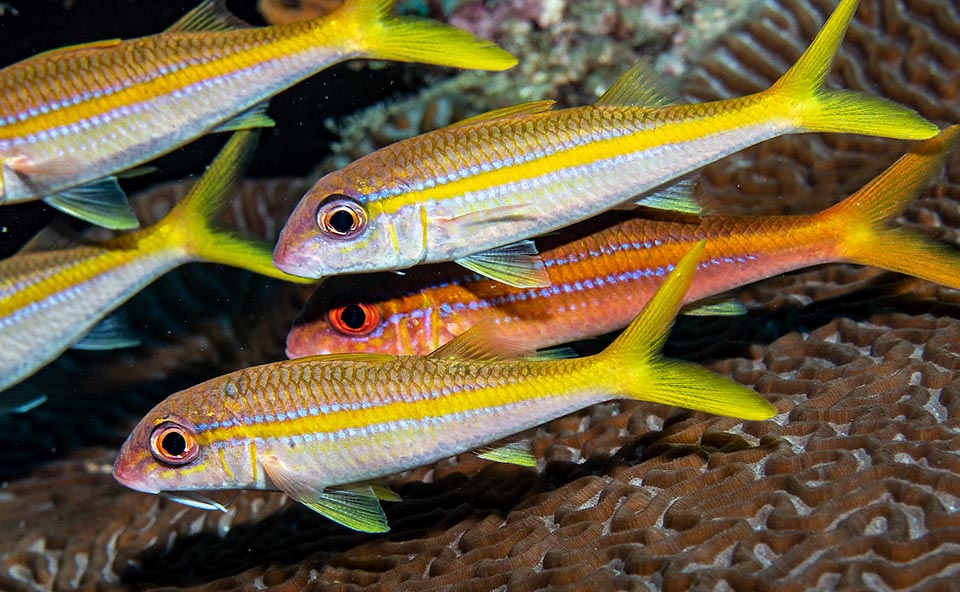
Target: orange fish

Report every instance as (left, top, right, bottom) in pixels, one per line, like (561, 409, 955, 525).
(286, 126, 960, 358)
(0, 0, 515, 228)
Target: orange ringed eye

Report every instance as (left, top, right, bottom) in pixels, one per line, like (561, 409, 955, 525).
(316, 196, 366, 239)
(149, 422, 200, 466)
(328, 303, 380, 336)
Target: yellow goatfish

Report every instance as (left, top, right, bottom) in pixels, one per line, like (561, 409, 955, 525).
(113, 241, 777, 532)
(273, 0, 938, 288)
(0, 0, 516, 229)
(0, 130, 312, 393)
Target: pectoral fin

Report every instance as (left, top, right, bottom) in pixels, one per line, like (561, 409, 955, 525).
(43, 177, 140, 230)
(262, 456, 390, 532)
(455, 240, 551, 288)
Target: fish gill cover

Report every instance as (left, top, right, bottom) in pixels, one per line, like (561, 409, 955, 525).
(1, 0, 959, 591)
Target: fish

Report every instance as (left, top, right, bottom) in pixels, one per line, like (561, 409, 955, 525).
(272, 0, 939, 289)
(0, 130, 313, 394)
(0, 0, 516, 229)
(113, 241, 777, 533)
(285, 126, 960, 358)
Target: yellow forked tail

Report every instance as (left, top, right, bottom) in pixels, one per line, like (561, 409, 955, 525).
(819, 125, 960, 289)
(768, 0, 937, 140)
(598, 241, 778, 421)
(338, 0, 517, 71)
(154, 131, 314, 283)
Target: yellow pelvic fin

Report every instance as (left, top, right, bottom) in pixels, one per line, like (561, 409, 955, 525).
(599, 241, 777, 421)
(768, 0, 936, 140)
(822, 125, 960, 290)
(339, 0, 517, 71)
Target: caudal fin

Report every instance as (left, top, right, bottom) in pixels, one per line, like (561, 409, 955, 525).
(599, 241, 777, 421)
(767, 0, 936, 140)
(339, 0, 516, 71)
(819, 126, 960, 288)
(156, 130, 314, 283)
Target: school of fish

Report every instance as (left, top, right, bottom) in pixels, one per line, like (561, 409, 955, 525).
(0, 0, 956, 533)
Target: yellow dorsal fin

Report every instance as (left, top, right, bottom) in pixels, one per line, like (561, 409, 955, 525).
(448, 100, 556, 128)
(595, 60, 678, 108)
(427, 323, 536, 361)
(166, 0, 248, 33)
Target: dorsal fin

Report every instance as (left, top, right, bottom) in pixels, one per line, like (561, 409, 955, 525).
(166, 0, 249, 33)
(427, 323, 538, 361)
(595, 60, 678, 108)
(17, 219, 84, 254)
(449, 100, 556, 127)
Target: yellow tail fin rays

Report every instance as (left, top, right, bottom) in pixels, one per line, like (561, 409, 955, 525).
(769, 0, 936, 139)
(344, 0, 517, 71)
(825, 125, 960, 290)
(158, 131, 314, 284)
(602, 241, 778, 420)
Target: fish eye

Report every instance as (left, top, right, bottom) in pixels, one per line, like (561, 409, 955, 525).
(149, 422, 200, 466)
(316, 195, 367, 239)
(328, 303, 380, 336)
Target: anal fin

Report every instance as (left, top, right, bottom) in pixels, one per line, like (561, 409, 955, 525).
(211, 102, 276, 133)
(635, 179, 701, 215)
(476, 439, 537, 467)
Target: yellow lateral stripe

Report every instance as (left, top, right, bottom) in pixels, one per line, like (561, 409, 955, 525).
(374, 99, 772, 215)
(202, 361, 587, 443)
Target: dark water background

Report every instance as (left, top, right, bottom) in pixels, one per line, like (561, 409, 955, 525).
(0, 0, 416, 257)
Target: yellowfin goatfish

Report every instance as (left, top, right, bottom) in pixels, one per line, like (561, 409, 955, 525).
(287, 126, 960, 358)
(0, 0, 516, 229)
(113, 241, 776, 532)
(273, 0, 938, 288)
(0, 131, 312, 393)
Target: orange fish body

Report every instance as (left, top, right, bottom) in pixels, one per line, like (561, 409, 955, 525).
(0, 0, 515, 228)
(287, 126, 960, 358)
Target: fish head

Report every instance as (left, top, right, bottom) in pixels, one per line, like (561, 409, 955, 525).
(113, 381, 249, 498)
(274, 175, 427, 279)
(286, 267, 472, 358)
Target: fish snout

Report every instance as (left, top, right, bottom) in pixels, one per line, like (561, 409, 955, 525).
(112, 443, 158, 494)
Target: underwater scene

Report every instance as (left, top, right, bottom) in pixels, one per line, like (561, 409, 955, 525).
(1, 0, 959, 590)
